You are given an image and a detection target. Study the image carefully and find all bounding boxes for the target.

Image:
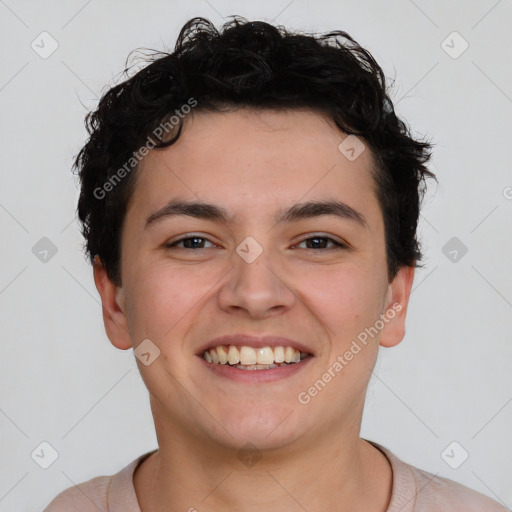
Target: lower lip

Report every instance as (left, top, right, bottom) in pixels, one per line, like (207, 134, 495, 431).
(198, 355, 313, 382)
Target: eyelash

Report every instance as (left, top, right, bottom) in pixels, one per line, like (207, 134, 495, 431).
(166, 235, 347, 250)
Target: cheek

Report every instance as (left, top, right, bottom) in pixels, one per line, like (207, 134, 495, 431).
(312, 272, 384, 395)
(124, 265, 198, 340)
(124, 259, 234, 344)
(303, 266, 385, 336)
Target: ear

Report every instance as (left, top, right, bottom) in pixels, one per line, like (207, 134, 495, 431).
(93, 255, 132, 350)
(379, 265, 415, 348)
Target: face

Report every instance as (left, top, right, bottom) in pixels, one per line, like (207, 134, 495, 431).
(94, 108, 414, 453)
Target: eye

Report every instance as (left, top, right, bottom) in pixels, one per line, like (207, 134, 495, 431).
(165, 235, 347, 251)
(295, 236, 347, 250)
(166, 236, 216, 249)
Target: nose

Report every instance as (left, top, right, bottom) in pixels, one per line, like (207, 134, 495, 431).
(216, 241, 297, 319)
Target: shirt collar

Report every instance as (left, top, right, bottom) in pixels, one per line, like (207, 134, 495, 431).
(108, 449, 157, 512)
(365, 439, 417, 511)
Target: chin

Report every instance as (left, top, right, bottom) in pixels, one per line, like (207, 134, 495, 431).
(210, 404, 301, 451)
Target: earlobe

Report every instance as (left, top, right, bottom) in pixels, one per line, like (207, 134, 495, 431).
(93, 256, 132, 350)
(379, 266, 415, 348)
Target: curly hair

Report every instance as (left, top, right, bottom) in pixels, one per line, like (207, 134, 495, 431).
(74, 16, 436, 286)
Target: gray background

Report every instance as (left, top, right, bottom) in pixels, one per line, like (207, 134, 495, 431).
(0, 0, 511, 510)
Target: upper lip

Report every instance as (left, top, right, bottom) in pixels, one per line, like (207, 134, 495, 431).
(197, 334, 313, 356)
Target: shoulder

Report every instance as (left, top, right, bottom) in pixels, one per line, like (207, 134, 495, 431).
(409, 464, 508, 511)
(42, 451, 155, 512)
(366, 440, 509, 512)
(42, 474, 112, 511)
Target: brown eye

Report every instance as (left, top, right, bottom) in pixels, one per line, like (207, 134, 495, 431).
(296, 236, 346, 250)
(166, 236, 215, 249)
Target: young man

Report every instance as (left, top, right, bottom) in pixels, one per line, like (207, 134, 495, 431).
(44, 16, 508, 512)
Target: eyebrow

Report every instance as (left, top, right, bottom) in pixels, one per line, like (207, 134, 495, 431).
(145, 199, 368, 229)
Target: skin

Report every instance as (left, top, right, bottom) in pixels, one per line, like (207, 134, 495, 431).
(94, 108, 415, 512)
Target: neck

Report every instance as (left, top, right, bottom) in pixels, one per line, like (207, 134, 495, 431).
(133, 408, 392, 512)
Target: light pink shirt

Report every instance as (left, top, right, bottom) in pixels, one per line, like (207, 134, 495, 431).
(43, 440, 509, 511)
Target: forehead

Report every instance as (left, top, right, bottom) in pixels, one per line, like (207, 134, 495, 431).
(128, 108, 382, 230)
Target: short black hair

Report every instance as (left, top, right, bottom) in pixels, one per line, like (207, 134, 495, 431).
(74, 16, 436, 286)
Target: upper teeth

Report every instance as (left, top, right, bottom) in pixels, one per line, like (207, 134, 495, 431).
(203, 345, 304, 365)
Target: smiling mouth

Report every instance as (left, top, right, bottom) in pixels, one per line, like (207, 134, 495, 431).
(202, 345, 310, 370)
